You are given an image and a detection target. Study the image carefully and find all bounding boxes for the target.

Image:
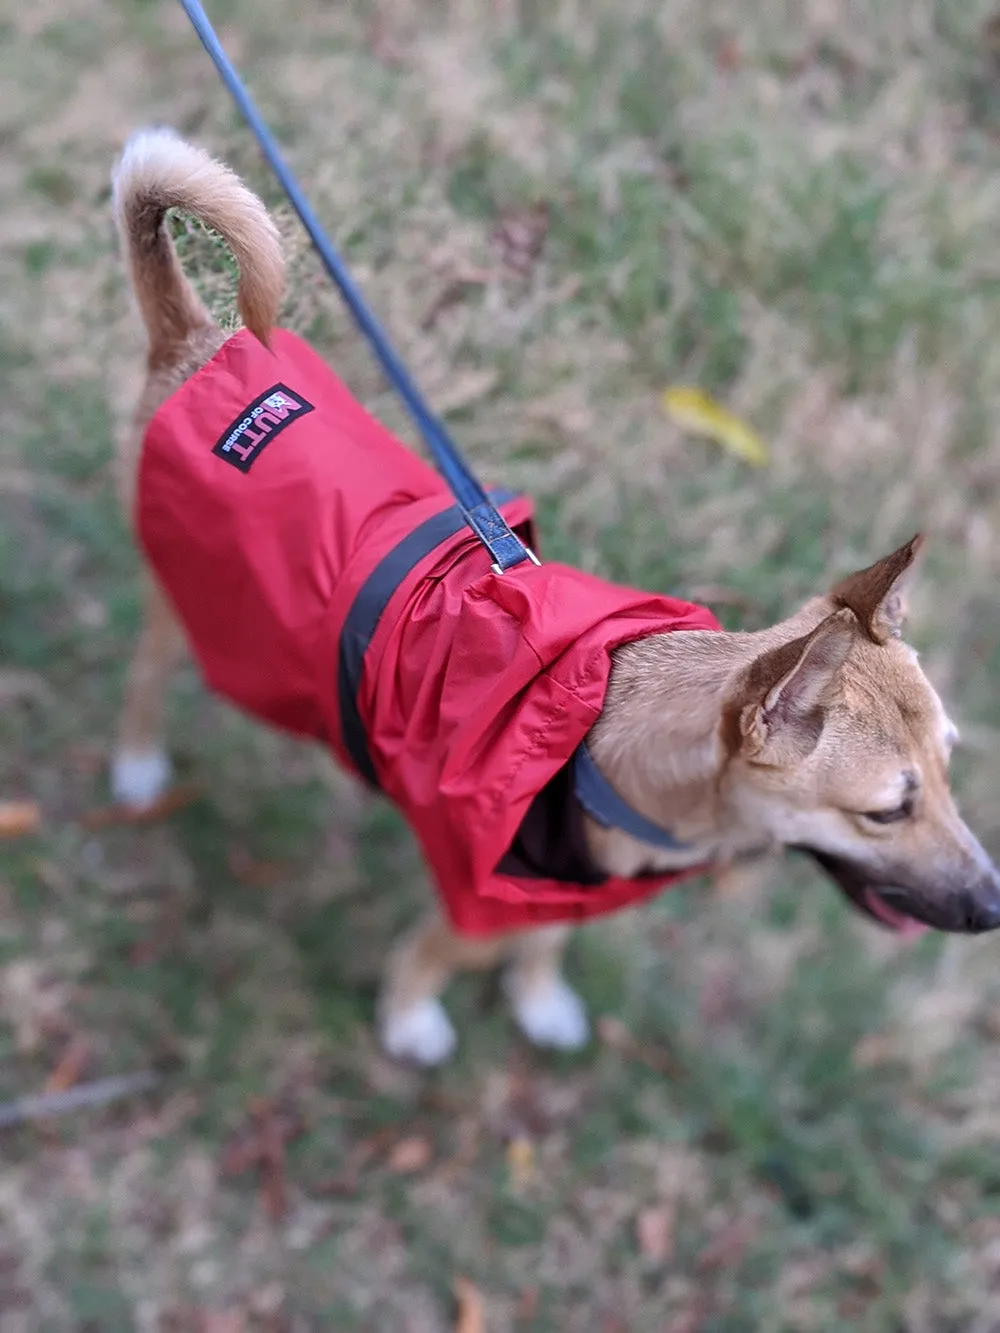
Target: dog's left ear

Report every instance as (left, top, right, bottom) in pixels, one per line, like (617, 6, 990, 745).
(829, 534, 924, 644)
(734, 609, 856, 761)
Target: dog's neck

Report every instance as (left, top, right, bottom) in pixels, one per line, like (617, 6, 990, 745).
(585, 607, 827, 877)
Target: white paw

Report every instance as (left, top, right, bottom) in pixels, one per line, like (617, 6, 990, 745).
(506, 976, 590, 1051)
(110, 748, 172, 809)
(379, 998, 457, 1067)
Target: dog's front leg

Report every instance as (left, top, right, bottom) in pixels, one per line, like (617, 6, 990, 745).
(377, 910, 505, 1065)
(378, 913, 588, 1065)
(503, 923, 589, 1052)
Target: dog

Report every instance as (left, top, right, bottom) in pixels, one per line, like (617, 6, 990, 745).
(110, 128, 1000, 1067)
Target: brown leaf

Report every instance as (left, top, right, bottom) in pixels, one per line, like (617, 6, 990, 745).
(367, 12, 406, 68)
(515, 1287, 539, 1323)
(79, 783, 200, 830)
(635, 1203, 675, 1263)
(128, 937, 163, 966)
(254, 1101, 289, 1223)
(851, 1032, 896, 1069)
(43, 1036, 91, 1095)
(200, 1313, 247, 1333)
(714, 37, 741, 71)
(596, 1015, 682, 1078)
(386, 1134, 433, 1174)
(491, 203, 550, 277)
(0, 802, 41, 839)
(420, 266, 494, 331)
(453, 1277, 485, 1333)
(219, 1099, 304, 1222)
(696, 1217, 756, 1273)
(432, 369, 500, 418)
(226, 844, 291, 888)
(697, 965, 743, 1028)
(664, 1298, 713, 1333)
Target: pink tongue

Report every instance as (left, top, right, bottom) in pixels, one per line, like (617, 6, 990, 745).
(863, 888, 929, 940)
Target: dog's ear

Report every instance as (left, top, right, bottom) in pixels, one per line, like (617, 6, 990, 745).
(829, 534, 924, 644)
(735, 609, 856, 761)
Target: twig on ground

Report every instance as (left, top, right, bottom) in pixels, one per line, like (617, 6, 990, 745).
(0, 1071, 159, 1130)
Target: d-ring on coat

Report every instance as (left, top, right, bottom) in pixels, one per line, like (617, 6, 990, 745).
(138, 328, 721, 935)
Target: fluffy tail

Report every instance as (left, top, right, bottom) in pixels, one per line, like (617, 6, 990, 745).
(112, 127, 285, 357)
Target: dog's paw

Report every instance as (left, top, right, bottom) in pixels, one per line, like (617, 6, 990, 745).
(506, 975, 590, 1051)
(379, 998, 457, 1067)
(110, 748, 172, 809)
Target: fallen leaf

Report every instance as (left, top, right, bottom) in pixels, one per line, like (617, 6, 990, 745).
(432, 369, 500, 418)
(43, 1036, 91, 1095)
(367, 11, 406, 68)
(715, 37, 741, 71)
(514, 1287, 539, 1322)
(128, 937, 163, 966)
(420, 266, 494, 331)
(596, 1015, 682, 1078)
(664, 1298, 714, 1333)
(696, 1217, 756, 1272)
(851, 1032, 896, 1069)
(219, 1099, 305, 1222)
(226, 844, 291, 888)
(491, 203, 550, 277)
(386, 1134, 433, 1174)
(0, 802, 41, 839)
(663, 387, 769, 467)
(506, 1135, 535, 1190)
(453, 1277, 485, 1333)
(79, 783, 200, 830)
(257, 1108, 289, 1224)
(200, 1313, 246, 1333)
(635, 1203, 675, 1263)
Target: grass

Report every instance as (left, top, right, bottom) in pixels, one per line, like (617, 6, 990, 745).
(5, 0, 1000, 1327)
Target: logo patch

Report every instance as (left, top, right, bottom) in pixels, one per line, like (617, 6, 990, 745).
(212, 384, 315, 473)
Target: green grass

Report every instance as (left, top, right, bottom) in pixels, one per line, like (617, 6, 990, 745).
(4, 0, 1000, 1327)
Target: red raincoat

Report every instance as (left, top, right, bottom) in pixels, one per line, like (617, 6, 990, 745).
(138, 329, 721, 935)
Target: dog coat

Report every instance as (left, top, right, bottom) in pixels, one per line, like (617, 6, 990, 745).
(138, 328, 722, 935)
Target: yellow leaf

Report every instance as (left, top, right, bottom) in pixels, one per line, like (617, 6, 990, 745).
(662, 387, 768, 467)
(505, 1136, 535, 1190)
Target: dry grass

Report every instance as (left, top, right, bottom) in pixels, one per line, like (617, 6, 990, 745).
(5, 0, 1000, 1328)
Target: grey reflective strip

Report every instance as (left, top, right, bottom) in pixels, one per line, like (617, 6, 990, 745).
(570, 742, 692, 851)
(337, 491, 519, 788)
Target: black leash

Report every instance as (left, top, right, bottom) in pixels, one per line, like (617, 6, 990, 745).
(177, 0, 538, 575)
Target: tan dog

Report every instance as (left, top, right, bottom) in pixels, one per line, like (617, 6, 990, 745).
(110, 130, 1000, 1067)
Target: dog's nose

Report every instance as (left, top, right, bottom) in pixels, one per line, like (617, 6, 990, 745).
(964, 893, 1000, 933)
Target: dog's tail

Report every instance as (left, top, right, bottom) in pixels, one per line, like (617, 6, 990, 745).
(112, 127, 285, 357)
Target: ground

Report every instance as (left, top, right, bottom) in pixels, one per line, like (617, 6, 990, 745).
(5, 0, 1000, 1328)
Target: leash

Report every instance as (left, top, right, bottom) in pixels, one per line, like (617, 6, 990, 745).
(177, 0, 702, 857)
(176, 0, 538, 575)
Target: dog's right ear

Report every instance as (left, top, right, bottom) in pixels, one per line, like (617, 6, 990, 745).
(733, 609, 856, 762)
(829, 534, 924, 644)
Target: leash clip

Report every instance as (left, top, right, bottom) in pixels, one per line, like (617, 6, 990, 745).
(492, 547, 541, 576)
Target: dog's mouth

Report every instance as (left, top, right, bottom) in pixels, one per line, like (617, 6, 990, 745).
(794, 847, 930, 939)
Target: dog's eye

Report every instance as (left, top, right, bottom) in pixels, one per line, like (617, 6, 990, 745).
(862, 801, 913, 826)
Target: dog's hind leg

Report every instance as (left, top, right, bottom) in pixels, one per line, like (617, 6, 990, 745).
(503, 924, 589, 1052)
(378, 910, 509, 1066)
(111, 576, 186, 809)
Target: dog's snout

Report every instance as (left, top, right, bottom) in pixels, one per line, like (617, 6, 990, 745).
(964, 882, 1000, 933)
